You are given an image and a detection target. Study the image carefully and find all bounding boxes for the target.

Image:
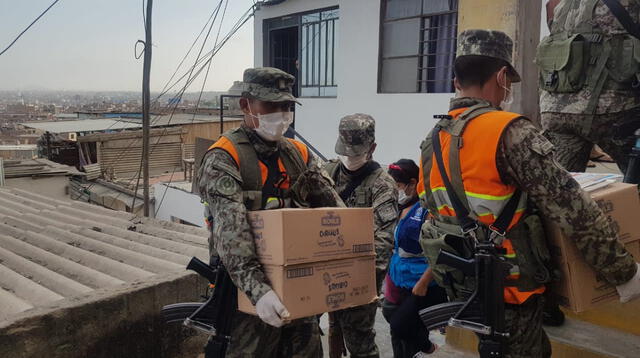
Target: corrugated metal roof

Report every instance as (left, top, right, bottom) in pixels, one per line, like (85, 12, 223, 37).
(21, 119, 141, 134)
(2, 158, 83, 178)
(0, 145, 38, 151)
(21, 114, 233, 135)
(0, 187, 208, 326)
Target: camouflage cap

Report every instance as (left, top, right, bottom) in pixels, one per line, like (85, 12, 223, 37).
(456, 29, 521, 83)
(241, 67, 300, 104)
(335, 113, 375, 156)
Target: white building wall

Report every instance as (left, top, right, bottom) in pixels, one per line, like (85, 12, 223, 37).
(153, 183, 205, 227)
(254, 0, 452, 165)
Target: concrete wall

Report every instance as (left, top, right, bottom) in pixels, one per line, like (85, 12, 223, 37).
(254, 0, 453, 164)
(0, 272, 207, 358)
(154, 183, 205, 227)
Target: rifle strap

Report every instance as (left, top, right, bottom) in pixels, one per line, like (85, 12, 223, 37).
(432, 125, 522, 236)
(602, 0, 640, 40)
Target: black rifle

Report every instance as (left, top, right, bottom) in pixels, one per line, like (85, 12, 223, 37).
(162, 257, 237, 358)
(418, 121, 520, 357)
(419, 245, 512, 357)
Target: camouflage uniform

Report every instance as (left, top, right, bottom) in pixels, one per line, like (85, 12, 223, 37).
(196, 67, 326, 358)
(540, 0, 640, 172)
(323, 114, 398, 358)
(425, 30, 638, 358)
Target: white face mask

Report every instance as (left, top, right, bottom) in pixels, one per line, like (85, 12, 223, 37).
(397, 183, 415, 205)
(398, 189, 409, 205)
(248, 106, 294, 141)
(339, 154, 369, 171)
(498, 72, 514, 109)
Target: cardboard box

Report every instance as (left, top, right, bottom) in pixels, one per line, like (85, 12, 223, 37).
(589, 182, 640, 244)
(546, 182, 640, 312)
(247, 208, 374, 265)
(238, 256, 377, 320)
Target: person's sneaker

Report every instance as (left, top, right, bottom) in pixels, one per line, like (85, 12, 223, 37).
(543, 304, 565, 327)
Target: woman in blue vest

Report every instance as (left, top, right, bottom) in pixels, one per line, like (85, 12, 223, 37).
(382, 159, 447, 357)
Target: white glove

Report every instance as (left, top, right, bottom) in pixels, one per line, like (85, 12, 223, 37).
(256, 290, 290, 327)
(616, 263, 640, 303)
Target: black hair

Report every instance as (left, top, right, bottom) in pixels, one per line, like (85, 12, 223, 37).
(388, 159, 419, 184)
(454, 55, 509, 88)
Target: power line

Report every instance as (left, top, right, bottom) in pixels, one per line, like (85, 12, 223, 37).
(75, 1, 228, 200)
(78, 2, 255, 213)
(155, 0, 231, 216)
(150, 5, 255, 102)
(0, 0, 62, 57)
(132, 0, 225, 211)
(151, 7, 221, 110)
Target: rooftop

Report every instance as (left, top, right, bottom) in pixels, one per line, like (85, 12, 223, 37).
(0, 145, 38, 151)
(20, 114, 230, 134)
(0, 187, 209, 327)
(2, 158, 83, 178)
(20, 119, 141, 134)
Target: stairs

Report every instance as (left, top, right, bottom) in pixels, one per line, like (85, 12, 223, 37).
(445, 316, 640, 357)
(562, 299, 640, 336)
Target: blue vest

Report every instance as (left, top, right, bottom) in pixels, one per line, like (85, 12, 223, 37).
(389, 202, 433, 289)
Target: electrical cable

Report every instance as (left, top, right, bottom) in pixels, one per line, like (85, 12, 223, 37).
(154, 0, 231, 216)
(131, 0, 225, 211)
(118, 1, 255, 214)
(78, 2, 255, 209)
(0, 0, 62, 57)
(74, 1, 226, 201)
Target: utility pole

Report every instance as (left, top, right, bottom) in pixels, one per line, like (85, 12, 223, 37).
(142, 0, 153, 217)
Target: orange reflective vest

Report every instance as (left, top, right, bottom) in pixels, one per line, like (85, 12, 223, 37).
(418, 106, 545, 305)
(208, 135, 309, 190)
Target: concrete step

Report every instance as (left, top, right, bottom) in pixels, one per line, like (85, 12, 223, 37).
(446, 317, 640, 358)
(563, 299, 640, 336)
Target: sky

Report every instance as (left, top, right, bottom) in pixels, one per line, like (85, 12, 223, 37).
(0, 0, 255, 92)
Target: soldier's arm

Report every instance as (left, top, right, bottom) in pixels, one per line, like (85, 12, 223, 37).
(497, 119, 637, 285)
(371, 173, 399, 275)
(197, 149, 272, 304)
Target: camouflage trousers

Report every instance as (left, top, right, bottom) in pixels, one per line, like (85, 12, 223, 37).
(501, 294, 551, 358)
(332, 301, 380, 358)
(223, 311, 322, 358)
(541, 107, 640, 173)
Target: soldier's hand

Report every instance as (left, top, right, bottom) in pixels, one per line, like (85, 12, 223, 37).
(256, 290, 290, 327)
(616, 263, 640, 303)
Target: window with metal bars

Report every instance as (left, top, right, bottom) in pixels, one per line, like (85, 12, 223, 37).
(264, 7, 339, 98)
(300, 9, 339, 97)
(379, 0, 458, 93)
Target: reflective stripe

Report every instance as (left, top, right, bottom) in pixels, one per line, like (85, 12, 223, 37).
(431, 187, 527, 223)
(509, 265, 520, 276)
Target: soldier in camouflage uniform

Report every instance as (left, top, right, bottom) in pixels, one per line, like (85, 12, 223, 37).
(539, 0, 640, 172)
(418, 29, 640, 357)
(322, 114, 398, 358)
(196, 67, 341, 358)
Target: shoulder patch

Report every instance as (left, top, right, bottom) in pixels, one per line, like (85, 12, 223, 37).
(530, 134, 554, 156)
(215, 176, 240, 197)
(376, 201, 398, 223)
